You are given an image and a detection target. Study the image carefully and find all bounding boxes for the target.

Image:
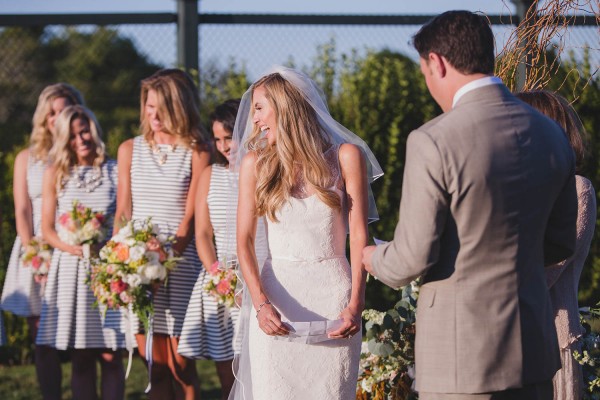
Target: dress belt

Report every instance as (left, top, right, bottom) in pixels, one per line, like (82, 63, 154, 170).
(269, 254, 345, 263)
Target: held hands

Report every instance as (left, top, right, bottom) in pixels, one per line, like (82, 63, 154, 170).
(328, 305, 362, 340)
(256, 300, 290, 336)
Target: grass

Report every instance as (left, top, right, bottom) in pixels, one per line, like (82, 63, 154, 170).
(0, 355, 222, 400)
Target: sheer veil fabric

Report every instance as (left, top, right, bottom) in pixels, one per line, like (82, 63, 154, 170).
(226, 66, 382, 399)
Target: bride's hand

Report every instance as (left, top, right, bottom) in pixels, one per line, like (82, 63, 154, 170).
(256, 302, 289, 336)
(328, 306, 361, 339)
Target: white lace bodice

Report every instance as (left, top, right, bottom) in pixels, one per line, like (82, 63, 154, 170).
(268, 145, 347, 261)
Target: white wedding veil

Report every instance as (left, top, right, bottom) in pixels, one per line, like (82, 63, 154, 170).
(226, 66, 382, 399)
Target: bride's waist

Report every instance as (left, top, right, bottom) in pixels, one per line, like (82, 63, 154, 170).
(268, 254, 346, 263)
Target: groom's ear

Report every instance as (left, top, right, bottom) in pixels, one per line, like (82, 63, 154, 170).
(432, 53, 448, 79)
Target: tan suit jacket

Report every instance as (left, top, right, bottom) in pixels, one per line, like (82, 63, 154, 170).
(372, 83, 578, 394)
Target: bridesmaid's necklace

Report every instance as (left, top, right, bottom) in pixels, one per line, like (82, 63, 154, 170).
(75, 166, 102, 193)
(148, 137, 177, 166)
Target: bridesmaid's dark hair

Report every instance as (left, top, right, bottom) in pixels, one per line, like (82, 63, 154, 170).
(210, 99, 240, 166)
(516, 90, 586, 172)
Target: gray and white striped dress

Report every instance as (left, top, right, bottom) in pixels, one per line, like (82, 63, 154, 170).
(179, 164, 240, 360)
(37, 160, 127, 350)
(1, 154, 46, 317)
(130, 136, 202, 336)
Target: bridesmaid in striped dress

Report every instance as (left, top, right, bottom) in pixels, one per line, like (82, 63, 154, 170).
(114, 69, 210, 399)
(179, 99, 242, 399)
(37, 105, 126, 400)
(0, 83, 83, 400)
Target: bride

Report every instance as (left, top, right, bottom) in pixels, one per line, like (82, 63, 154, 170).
(230, 66, 382, 399)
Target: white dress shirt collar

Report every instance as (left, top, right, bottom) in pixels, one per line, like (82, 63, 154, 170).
(452, 76, 503, 108)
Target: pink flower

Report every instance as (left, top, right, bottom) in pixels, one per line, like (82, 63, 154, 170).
(31, 256, 42, 270)
(58, 213, 71, 227)
(110, 279, 128, 294)
(146, 237, 161, 252)
(106, 264, 116, 274)
(216, 279, 231, 295)
(207, 261, 220, 275)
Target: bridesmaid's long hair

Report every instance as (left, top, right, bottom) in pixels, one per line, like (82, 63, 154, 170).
(516, 90, 587, 172)
(245, 73, 340, 222)
(140, 69, 207, 150)
(30, 83, 85, 162)
(50, 105, 105, 192)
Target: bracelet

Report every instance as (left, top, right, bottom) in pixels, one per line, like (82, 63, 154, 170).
(256, 300, 271, 317)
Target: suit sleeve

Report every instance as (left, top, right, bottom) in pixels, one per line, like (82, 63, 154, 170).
(544, 164, 578, 266)
(371, 129, 449, 289)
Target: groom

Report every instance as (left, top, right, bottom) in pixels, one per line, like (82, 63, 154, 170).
(362, 10, 578, 400)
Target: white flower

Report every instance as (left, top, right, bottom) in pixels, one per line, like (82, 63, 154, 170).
(128, 245, 146, 262)
(138, 263, 167, 283)
(123, 273, 142, 288)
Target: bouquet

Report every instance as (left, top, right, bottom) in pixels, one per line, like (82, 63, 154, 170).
(21, 237, 53, 284)
(204, 259, 238, 308)
(357, 279, 419, 400)
(57, 200, 107, 256)
(88, 218, 179, 330)
(575, 306, 600, 399)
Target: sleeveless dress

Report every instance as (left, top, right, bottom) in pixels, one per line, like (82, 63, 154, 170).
(179, 164, 241, 360)
(247, 147, 361, 399)
(1, 154, 46, 317)
(130, 136, 202, 336)
(36, 160, 127, 350)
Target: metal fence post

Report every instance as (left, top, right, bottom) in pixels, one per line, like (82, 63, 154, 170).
(177, 0, 199, 73)
(511, 0, 537, 91)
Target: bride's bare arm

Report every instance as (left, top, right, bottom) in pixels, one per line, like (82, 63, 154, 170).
(237, 152, 288, 336)
(329, 143, 368, 339)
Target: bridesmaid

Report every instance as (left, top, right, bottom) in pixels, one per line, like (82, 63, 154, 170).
(114, 69, 210, 399)
(179, 99, 243, 399)
(0, 83, 83, 400)
(517, 90, 596, 400)
(37, 105, 126, 400)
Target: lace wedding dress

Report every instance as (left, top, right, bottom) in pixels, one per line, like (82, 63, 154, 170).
(246, 147, 361, 399)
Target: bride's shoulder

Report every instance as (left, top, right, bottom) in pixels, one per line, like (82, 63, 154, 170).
(338, 143, 365, 168)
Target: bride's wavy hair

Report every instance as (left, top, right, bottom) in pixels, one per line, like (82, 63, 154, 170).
(246, 73, 340, 222)
(30, 83, 85, 162)
(140, 69, 207, 150)
(50, 105, 105, 193)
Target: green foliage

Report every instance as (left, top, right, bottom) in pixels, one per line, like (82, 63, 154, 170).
(358, 281, 419, 399)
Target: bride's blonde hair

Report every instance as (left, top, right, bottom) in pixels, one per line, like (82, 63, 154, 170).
(30, 83, 84, 162)
(140, 69, 207, 150)
(246, 73, 340, 222)
(49, 105, 106, 192)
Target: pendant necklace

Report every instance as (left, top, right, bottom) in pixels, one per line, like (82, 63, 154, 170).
(148, 137, 177, 165)
(75, 166, 102, 193)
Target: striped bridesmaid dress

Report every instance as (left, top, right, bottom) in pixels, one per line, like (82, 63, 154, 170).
(130, 136, 202, 336)
(1, 154, 46, 317)
(36, 160, 127, 350)
(179, 164, 240, 360)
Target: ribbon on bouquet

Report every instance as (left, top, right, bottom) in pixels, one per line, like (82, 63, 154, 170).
(271, 319, 344, 344)
(144, 291, 154, 394)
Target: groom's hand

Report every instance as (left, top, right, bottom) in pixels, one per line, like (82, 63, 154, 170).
(362, 245, 376, 274)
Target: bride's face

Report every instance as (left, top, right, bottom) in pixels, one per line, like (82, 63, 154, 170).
(252, 85, 277, 146)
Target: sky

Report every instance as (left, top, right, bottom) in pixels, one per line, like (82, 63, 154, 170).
(0, 1, 517, 15)
(0, 1, 595, 81)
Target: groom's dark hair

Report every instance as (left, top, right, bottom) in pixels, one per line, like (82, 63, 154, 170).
(412, 10, 495, 75)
